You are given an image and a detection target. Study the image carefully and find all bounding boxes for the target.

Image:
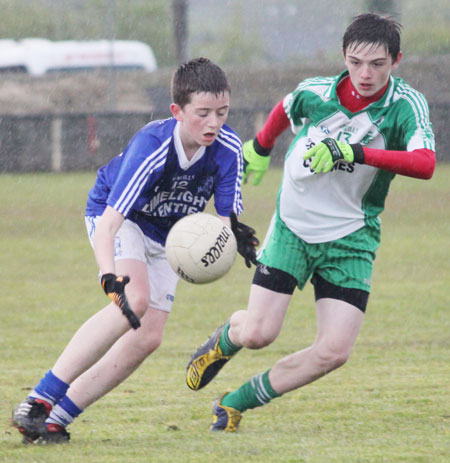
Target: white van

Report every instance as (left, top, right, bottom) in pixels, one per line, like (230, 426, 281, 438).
(0, 39, 157, 75)
(0, 39, 28, 73)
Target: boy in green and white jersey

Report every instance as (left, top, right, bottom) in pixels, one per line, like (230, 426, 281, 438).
(279, 70, 434, 244)
(186, 14, 436, 432)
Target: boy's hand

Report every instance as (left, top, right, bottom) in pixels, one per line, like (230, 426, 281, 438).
(242, 138, 271, 185)
(303, 138, 363, 173)
(101, 273, 141, 329)
(101, 273, 130, 296)
(230, 212, 259, 268)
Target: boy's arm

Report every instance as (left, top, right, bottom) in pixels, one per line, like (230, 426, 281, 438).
(243, 100, 290, 185)
(304, 139, 436, 179)
(255, 100, 291, 150)
(93, 206, 125, 275)
(94, 206, 141, 329)
(362, 147, 435, 179)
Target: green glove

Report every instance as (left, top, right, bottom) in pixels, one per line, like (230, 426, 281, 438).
(242, 138, 271, 185)
(303, 138, 364, 173)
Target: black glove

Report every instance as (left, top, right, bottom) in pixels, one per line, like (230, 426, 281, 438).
(101, 273, 130, 296)
(230, 212, 259, 268)
(101, 273, 140, 329)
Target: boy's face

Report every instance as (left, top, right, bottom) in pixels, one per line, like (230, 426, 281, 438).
(343, 42, 402, 97)
(171, 91, 230, 152)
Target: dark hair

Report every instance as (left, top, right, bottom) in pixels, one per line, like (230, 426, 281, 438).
(343, 13, 402, 62)
(171, 57, 231, 108)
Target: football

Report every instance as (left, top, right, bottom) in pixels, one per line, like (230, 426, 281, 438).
(165, 212, 237, 284)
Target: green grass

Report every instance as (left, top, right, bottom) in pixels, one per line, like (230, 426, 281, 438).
(0, 167, 449, 463)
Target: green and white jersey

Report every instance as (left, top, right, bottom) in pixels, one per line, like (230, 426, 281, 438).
(279, 70, 435, 243)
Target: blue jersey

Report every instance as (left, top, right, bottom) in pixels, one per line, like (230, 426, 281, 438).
(86, 117, 243, 245)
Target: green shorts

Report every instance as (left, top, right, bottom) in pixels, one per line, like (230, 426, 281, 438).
(257, 212, 380, 293)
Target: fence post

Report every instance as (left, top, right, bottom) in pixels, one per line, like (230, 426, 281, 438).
(254, 111, 267, 133)
(51, 117, 62, 172)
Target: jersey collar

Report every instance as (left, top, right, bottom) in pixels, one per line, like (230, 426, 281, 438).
(329, 70, 396, 110)
(173, 121, 206, 170)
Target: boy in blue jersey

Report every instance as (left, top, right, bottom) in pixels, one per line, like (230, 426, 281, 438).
(12, 57, 258, 444)
(186, 15, 436, 432)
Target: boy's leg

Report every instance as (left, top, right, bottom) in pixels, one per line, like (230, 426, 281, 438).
(186, 283, 291, 390)
(12, 258, 149, 441)
(187, 209, 302, 389)
(34, 305, 169, 443)
(230, 284, 292, 349)
(52, 258, 150, 384)
(64, 306, 168, 409)
(212, 298, 364, 431)
(269, 298, 364, 393)
(37, 247, 178, 440)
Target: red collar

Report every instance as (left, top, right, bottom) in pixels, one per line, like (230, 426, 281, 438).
(337, 75, 389, 112)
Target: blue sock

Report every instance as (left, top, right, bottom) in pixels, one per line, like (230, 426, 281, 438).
(45, 395, 83, 428)
(30, 370, 69, 406)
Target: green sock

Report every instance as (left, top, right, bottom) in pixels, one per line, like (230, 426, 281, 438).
(221, 369, 281, 412)
(218, 322, 242, 357)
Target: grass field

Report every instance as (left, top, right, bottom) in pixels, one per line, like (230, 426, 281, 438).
(0, 167, 449, 463)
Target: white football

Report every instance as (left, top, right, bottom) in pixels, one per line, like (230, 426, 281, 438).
(165, 212, 237, 284)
